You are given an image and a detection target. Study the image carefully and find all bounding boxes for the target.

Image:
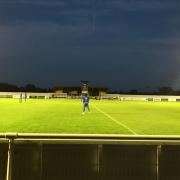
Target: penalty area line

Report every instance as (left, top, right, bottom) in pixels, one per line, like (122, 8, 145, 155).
(94, 106, 137, 135)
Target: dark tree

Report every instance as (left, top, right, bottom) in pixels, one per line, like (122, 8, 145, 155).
(0, 83, 20, 92)
(158, 87, 174, 95)
(25, 84, 37, 92)
(129, 89, 138, 94)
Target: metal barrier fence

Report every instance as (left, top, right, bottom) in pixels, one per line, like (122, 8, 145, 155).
(1, 133, 180, 180)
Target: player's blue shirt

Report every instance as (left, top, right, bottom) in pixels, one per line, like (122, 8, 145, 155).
(82, 96, 89, 104)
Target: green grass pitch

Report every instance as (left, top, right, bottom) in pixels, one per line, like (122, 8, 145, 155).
(0, 98, 180, 135)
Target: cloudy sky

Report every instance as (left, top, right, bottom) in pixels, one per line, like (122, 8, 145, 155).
(0, 0, 180, 91)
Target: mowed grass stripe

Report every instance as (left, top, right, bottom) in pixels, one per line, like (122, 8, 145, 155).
(94, 105, 137, 135)
(0, 99, 131, 134)
(2, 99, 180, 135)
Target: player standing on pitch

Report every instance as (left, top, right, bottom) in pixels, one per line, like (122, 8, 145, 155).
(19, 93, 22, 103)
(81, 93, 90, 114)
(24, 92, 27, 102)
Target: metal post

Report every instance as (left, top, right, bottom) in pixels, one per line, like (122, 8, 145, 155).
(97, 144, 103, 174)
(39, 143, 43, 180)
(157, 145, 161, 180)
(6, 139, 13, 180)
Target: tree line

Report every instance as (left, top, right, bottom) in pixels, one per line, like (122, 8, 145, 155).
(0, 83, 51, 92)
(0, 82, 179, 95)
(116, 87, 180, 95)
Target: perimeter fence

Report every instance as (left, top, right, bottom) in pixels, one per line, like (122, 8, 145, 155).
(1, 133, 180, 180)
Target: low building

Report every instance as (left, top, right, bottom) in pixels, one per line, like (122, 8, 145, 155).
(54, 86, 108, 96)
(54, 87, 81, 96)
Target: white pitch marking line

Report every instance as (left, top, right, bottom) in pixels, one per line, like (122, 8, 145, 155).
(94, 105, 137, 135)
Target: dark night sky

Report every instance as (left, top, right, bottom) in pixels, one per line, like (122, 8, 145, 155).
(0, 0, 180, 91)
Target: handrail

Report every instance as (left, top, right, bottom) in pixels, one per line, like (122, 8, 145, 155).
(1, 133, 180, 143)
(1, 133, 180, 180)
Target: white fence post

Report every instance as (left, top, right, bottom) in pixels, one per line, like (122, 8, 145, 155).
(6, 139, 13, 180)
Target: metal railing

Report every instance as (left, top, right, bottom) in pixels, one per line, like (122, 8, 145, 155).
(1, 133, 180, 180)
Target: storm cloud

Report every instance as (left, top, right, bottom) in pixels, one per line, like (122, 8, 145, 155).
(0, 0, 180, 90)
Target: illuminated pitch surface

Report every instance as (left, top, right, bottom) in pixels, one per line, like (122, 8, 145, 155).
(0, 99, 180, 135)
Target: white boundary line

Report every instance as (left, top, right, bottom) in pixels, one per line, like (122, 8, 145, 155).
(94, 105, 137, 135)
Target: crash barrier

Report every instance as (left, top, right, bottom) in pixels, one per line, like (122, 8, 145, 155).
(1, 133, 180, 180)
